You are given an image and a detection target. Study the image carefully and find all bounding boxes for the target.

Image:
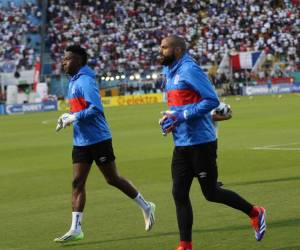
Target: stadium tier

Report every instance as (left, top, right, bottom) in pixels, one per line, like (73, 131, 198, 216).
(0, 0, 299, 101)
(47, 0, 300, 77)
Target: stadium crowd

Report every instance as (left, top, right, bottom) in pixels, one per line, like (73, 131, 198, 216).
(47, 0, 201, 76)
(0, 2, 41, 73)
(0, 0, 299, 84)
(46, 0, 299, 79)
(193, 0, 299, 67)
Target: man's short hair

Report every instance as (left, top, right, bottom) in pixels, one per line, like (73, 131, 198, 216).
(66, 45, 88, 65)
(168, 35, 187, 51)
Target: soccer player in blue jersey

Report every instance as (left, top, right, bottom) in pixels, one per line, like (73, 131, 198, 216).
(54, 45, 155, 242)
(158, 36, 266, 250)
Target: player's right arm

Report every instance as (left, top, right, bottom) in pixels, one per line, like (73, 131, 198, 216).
(180, 65, 220, 120)
(72, 76, 103, 121)
(159, 65, 220, 135)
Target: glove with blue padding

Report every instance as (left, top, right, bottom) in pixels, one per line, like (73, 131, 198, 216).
(159, 110, 187, 136)
(159, 115, 176, 136)
(56, 113, 77, 132)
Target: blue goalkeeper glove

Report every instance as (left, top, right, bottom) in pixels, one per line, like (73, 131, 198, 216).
(159, 110, 187, 136)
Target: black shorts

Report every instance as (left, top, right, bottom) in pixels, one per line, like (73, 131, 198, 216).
(171, 140, 218, 181)
(72, 139, 116, 166)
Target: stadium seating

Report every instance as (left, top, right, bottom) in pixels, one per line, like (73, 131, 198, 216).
(46, 0, 299, 79)
(0, 0, 299, 98)
(0, 1, 41, 73)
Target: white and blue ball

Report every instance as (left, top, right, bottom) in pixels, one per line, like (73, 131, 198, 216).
(215, 102, 231, 116)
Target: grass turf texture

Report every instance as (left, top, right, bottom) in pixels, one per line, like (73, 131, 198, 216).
(0, 93, 300, 250)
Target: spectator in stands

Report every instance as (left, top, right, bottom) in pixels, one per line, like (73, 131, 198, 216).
(46, 0, 201, 76)
(0, 2, 41, 72)
(1, 1, 299, 94)
(45, 0, 299, 95)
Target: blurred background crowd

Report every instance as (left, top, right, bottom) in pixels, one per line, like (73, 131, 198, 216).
(0, 0, 299, 98)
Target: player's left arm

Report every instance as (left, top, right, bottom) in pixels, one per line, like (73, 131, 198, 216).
(182, 65, 220, 119)
(211, 112, 232, 122)
(74, 77, 102, 121)
(161, 66, 219, 123)
(159, 66, 220, 135)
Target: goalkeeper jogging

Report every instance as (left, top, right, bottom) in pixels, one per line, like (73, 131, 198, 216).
(54, 45, 155, 243)
(158, 36, 266, 250)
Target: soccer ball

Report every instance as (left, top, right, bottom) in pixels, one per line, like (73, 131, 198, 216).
(215, 102, 231, 116)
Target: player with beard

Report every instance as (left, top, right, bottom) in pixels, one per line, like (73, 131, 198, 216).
(54, 45, 155, 243)
(158, 36, 266, 250)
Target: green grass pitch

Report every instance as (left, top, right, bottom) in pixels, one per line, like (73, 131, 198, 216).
(1, 94, 300, 250)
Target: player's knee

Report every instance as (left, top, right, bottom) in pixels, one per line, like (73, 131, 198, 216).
(105, 175, 119, 186)
(72, 178, 84, 190)
(204, 193, 216, 202)
(203, 189, 217, 202)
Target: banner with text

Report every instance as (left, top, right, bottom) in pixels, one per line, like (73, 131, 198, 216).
(58, 100, 70, 111)
(102, 93, 164, 107)
(243, 83, 300, 96)
(0, 104, 5, 115)
(58, 93, 164, 111)
(5, 101, 57, 115)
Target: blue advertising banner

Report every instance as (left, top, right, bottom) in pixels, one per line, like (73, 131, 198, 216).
(0, 104, 5, 115)
(243, 83, 300, 96)
(5, 101, 57, 115)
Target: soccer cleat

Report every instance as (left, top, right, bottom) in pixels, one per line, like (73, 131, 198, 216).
(176, 241, 192, 250)
(143, 202, 156, 231)
(54, 230, 84, 243)
(250, 206, 266, 241)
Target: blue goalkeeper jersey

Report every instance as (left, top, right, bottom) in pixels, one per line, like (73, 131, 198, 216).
(67, 65, 112, 146)
(163, 53, 220, 146)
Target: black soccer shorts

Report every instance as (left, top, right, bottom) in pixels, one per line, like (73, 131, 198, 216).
(171, 140, 218, 182)
(72, 139, 116, 166)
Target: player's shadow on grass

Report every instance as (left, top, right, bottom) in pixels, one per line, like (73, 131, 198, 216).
(228, 176, 300, 186)
(60, 217, 300, 248)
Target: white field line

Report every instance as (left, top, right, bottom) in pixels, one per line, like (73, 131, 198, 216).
(252, 142, 300, 151)
(252, 147, 300, 151)
(41, 119, 56, 124)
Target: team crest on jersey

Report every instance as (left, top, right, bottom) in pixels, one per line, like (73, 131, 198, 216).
(174, 74, 180, 85)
